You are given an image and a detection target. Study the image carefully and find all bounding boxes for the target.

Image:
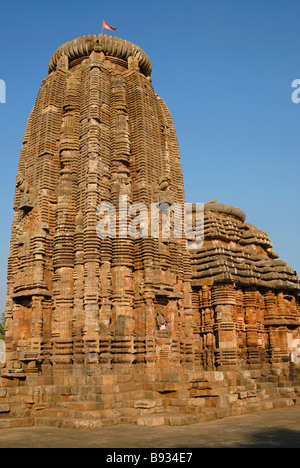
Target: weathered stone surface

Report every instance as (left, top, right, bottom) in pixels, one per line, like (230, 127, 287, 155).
(190, 200, 300, 370)
(0, 34, 299, 428)
(0, 404, 10, 413)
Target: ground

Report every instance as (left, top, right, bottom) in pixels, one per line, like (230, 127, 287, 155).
(0, 405, 299, 448)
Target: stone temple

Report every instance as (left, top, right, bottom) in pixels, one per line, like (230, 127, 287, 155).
(1, 34, 300, 429)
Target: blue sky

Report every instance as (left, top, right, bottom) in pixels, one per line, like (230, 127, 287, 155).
(0, 0, 299, 313)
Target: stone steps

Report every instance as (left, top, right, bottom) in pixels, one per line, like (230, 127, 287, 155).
(31, 379, 300, 429)
(0, 417, 34, 428)
(33, 394, 300, 430)
(1, 370, 300, 429)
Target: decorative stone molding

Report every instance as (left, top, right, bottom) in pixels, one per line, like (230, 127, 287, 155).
(48, 34, 152, 77)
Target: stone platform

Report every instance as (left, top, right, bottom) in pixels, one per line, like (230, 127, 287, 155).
(1, 367, 299, 430)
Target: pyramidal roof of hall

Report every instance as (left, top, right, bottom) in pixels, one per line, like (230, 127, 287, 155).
(48, 34, 152, 77)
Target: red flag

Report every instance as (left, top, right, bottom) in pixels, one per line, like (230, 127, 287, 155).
(102, 20, 116, 31)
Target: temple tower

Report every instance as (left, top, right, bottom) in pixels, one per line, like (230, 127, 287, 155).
(1, 35, 299, 429)
(4, 35, 193, 377)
